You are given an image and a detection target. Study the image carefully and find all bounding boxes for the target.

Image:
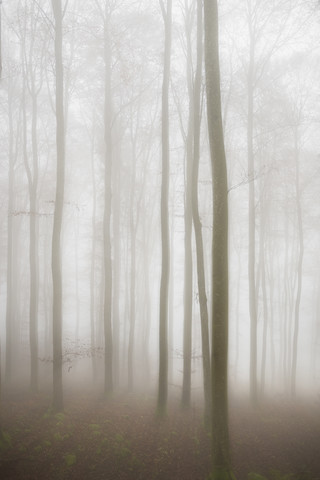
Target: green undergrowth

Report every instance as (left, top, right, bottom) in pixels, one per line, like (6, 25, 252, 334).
(64, 453, 77, 467)
(0, 430, 11, 451)
(248, 470, 312, 480)
(207, 468, 237, 480)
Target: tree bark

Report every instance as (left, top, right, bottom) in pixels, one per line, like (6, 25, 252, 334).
(181, 0, 194, 410)
(128, 143, 137, 392)
(90, 119, 97, 381)
(51, 0, 65, 412)
(247, 5, 258, 406)
(5, 85, 14, 385)
(192, 0, 211, 421)
(103, 5, 113, 398)
(204, 1, 234, 478)
(157, 0, 172, 417)
(291, 127, 303, 398)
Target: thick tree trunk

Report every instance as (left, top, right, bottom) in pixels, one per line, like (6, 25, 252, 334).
(204, 1, 234, 478)
(157, 0, 172, 417)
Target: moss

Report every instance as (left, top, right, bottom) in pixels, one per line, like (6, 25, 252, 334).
(208, 467, 237, 480)
(0, 430, 11, 451)
(54, 413, 65, 422)
(64, 453, 76, 467)
(115, 433, 124, 443)
(53, 432, 63, 441)
(248, 474, 268, 480)
(89, 423, 101, 430)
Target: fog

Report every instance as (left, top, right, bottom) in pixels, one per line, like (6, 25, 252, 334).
(1, 1, 320, 479)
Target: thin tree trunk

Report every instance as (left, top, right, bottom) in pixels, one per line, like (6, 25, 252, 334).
(112, 137, 121, 389)
(291, 127, 303, 398)
(128, 157, 136, 392)
(247, 13, 258, 406)
(192, 0, 211, 421)
(181, 0, 194, 410)
(260, 238, 268, 397)
(168, 211, 174, 385)
(5, 87, 15, 385)
(157, 0, 172, 417)
(23, 63, 40, 392)
(29, 91, 39, 392)
(103, 7, 113, 398)
(51, 0, 65, 412)
(247, 2, 258, 406)
(90, 120, 97, 381)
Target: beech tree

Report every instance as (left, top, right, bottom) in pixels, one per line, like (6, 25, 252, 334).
(51, 0, 65, 412)
(157, 0, 172, 417)
(192, 0, 211, 420)
(181, 0, 194, 410)
(20, 0, 45, 393)
(204, 0, 235, 478)
(102, 0, 113, 398)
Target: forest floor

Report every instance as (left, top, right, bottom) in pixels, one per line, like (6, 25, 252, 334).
(0, 389, 319, 480)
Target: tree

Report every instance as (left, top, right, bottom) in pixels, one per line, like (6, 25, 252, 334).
(5, 77, 15, 386)
(203, 0, 235, 478)
(20, 0, 45, 392)
(157, 0, 172, 417)
(102, 0, 113, 398)
(192, 0, 211, 421)
(51, 0, 66, 412)
(291, 127, 304, 398)
(181, 0, 194, 410)
(246, 0, 259, 407)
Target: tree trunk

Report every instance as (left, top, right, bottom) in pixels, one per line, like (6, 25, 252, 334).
(90, 120, 97, 381)
(128, 156, 136, 392)
(247, 13, 258, 407)
(112, 136, 121, 389)
(103, 7, 113, 398)
(157, 0, 172, 418)
(291, 127, 303, 398)
(29, 91, 39, 392)
(192, 0, 211, 421)
(204, 1, 234, 478)
(5, 85, 15, 385)
(51, 0, 65, 412)
(181, 0, 194, 410)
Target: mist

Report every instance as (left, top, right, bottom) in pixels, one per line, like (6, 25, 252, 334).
(0, 1, 320, 479)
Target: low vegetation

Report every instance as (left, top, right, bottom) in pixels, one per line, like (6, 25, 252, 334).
(0, 391, 319, 480)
